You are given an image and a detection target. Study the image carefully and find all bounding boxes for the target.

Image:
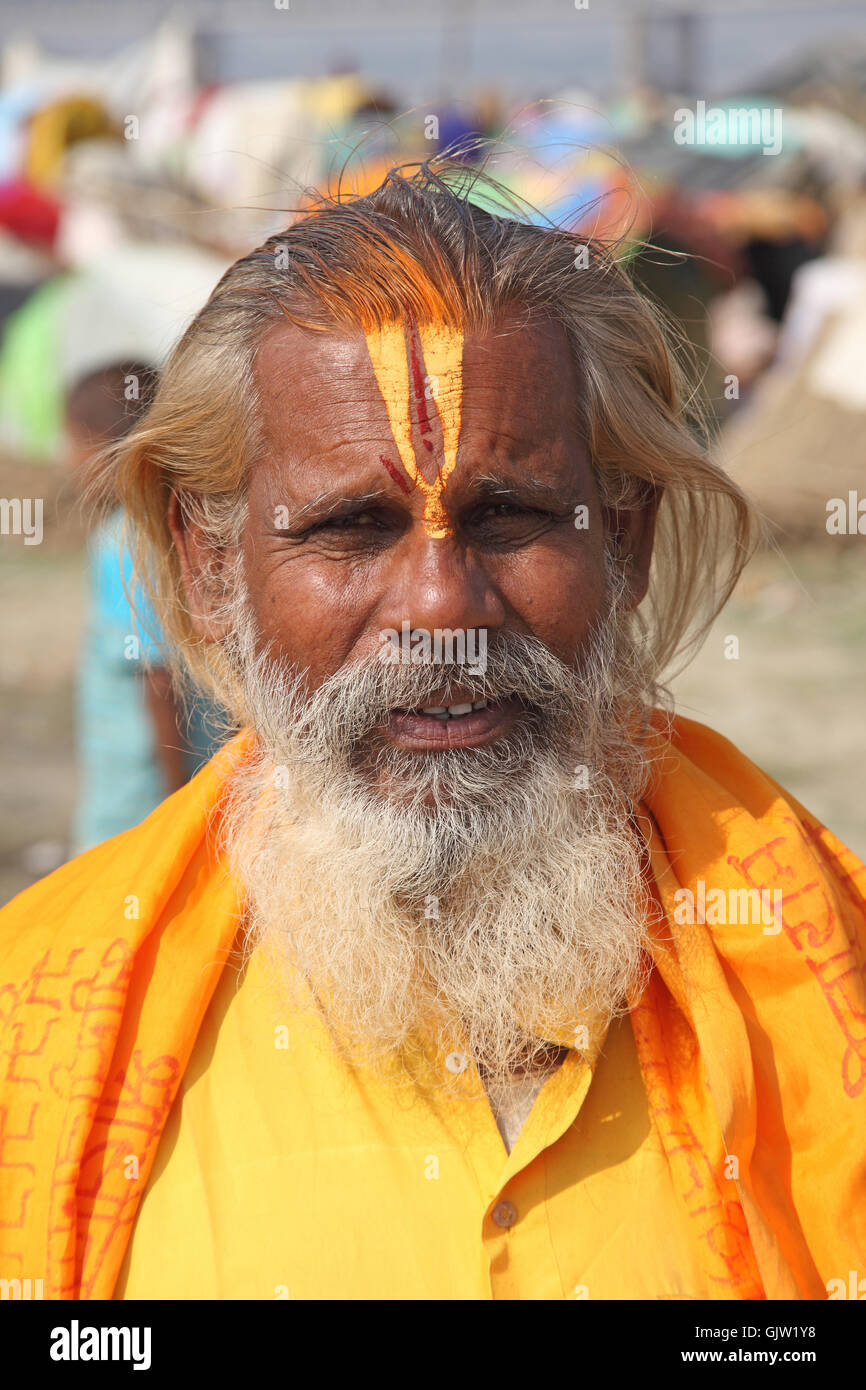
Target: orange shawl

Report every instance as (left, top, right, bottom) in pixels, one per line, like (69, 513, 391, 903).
(1, 716, 864, 1299)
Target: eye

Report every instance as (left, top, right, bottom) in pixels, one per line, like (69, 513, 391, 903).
(297, 507, 401, 552)
(467, 500, 559, 547)
(312, 509, 382, 533)
(472, 501, 549, 528)
(478, 503, 534, 519)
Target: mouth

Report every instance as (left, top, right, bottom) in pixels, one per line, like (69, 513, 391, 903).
(377, 692, 521, 750)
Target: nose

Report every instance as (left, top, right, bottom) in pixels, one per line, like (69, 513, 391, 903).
(376, 533, 506, 640)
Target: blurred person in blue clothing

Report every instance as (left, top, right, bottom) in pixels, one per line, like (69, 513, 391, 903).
(65, 362, 223, 853)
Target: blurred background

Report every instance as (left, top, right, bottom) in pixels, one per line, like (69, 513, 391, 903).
(1, 0, 865, 903)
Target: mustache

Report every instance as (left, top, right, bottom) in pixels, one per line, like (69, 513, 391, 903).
(349, 632, 576, 711)
(235, 626, 618, 757)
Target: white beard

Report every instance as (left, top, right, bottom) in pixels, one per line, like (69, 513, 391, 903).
(218, 564, 656, 1094)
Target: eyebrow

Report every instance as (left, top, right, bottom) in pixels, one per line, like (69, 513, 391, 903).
(268, 486, 394, 531)
(467, 474, 578, 510)
(269, 471, 578, 534)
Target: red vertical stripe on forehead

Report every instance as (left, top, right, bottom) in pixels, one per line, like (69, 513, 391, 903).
(408, 322, 432, 436)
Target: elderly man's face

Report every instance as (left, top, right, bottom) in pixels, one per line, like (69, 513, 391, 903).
(180, 315, 655, 755)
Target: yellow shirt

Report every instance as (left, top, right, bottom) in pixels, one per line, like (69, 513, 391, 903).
(116, 946, 716, 1300)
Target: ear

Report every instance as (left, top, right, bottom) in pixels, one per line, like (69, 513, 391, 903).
(604, 484, 662, 610)
(167, 491, 235, 641)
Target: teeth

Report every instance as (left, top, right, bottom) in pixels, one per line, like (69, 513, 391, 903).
(410, 698, 492, 719)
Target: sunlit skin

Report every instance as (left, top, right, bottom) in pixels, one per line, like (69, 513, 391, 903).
(171, 314, 659, 760)
(364, 318, 464, 538)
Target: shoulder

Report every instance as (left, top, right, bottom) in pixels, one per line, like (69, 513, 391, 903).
(647, 709, 866, 918)
(650, 710, 800, 815)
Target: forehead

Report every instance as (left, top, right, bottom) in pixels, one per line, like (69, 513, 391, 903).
(254, 315, 578, 443)
(250, 315, 591, 514)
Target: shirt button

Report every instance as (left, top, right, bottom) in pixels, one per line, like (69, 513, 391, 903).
(491, 1200, 517, 1229)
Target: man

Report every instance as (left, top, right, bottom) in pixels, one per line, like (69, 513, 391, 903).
(1, 166, 864, 1301)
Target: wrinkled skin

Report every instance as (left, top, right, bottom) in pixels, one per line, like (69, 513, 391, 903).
(171, 315, 658, 753)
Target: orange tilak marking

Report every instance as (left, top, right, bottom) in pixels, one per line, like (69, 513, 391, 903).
(365, 320, 463, 539)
